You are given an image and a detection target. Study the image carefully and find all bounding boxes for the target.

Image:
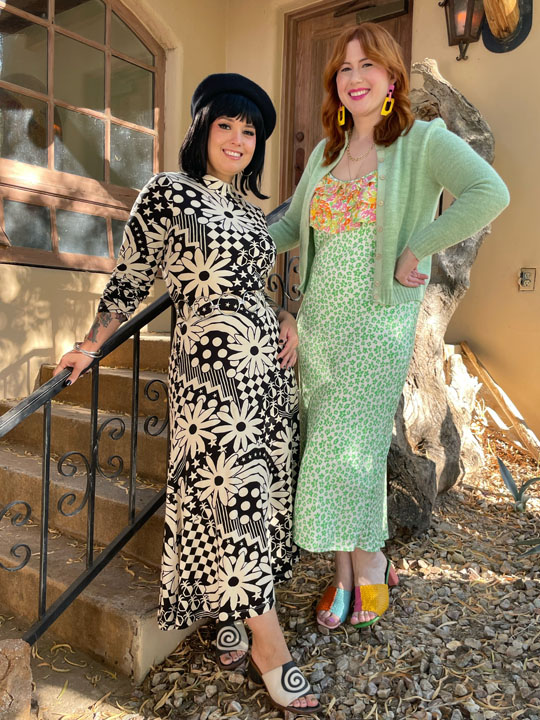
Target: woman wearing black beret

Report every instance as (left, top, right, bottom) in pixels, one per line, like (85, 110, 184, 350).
(54, 73, 320, 715)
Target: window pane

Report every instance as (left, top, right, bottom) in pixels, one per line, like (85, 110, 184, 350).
(0, 88, 48, 166)
(110, 124, 153, 189)
(0, 11, 47, 93)
(111, 218, 126, 258)
(55, 0, 105, 44)
(3, 199, 51, 250)
(2, 1, 47, 19)
(56, 209, 108, 256)
(54, 106, 104, 180)
(54, 35, 104, 111)
(111, 12, 154, 65)
(111, 57, 153, 128)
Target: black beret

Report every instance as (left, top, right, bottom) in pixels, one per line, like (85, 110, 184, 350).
(191, 73, 276, 139)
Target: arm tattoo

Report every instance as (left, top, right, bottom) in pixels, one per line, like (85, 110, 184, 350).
(85, 311, 127, 343)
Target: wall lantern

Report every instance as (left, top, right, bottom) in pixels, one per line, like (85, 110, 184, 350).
(439, 0, 486, 61)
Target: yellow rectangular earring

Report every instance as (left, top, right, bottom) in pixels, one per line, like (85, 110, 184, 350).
(337, 105, 346, 126)
(381, 84, 395, 116)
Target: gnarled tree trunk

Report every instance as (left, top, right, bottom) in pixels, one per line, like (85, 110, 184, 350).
(387, 59, 494, 538)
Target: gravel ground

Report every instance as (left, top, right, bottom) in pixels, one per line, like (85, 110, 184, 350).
(117, 423, 540, 720)
(34, 421, 540, 720)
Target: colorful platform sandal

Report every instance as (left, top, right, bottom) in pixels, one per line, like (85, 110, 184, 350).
(248, 658, 321, 716)
(215, 619, 249, 670)
(315, 585, 352, 630)
(351, 559, 399, 629)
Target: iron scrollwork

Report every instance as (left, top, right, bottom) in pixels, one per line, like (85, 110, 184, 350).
(56, 415, 126, 518)
(57, 452, 91, 517)
(0, 500, 32, 571)
(96, 417, 126, 479)
(266, 253, 301, 312)
(144, 379, 169, 437)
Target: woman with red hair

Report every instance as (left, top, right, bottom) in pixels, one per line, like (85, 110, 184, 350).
(269, 23, 509, 631)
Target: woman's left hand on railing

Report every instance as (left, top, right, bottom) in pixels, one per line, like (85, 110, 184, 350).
(52, 311, 126, 385)
(53, 350, 94, 385)
(277, 310, 298, 369)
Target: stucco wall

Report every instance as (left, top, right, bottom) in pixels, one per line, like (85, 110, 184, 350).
(410, 4, 539, 437)
(3, 1, 538, 441)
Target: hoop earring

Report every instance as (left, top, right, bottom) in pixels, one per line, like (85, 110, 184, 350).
(242, 170, 252, 177)
(381, 84, 395, 116)
(337, 105, 346, 126)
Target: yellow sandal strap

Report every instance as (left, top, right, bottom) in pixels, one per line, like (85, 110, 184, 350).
(353, 583, 389, 616)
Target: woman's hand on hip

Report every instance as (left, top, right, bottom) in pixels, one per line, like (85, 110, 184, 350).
(53, 350, 93, 385)
(394, 247, 429, 287)
(277, 310, 298, 369)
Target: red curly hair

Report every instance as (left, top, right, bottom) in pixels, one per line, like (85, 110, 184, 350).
(321, 23, 415, 165)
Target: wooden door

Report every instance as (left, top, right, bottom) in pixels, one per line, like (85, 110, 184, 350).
(275, 1, 414, 311)
(281, 0, 414, 200)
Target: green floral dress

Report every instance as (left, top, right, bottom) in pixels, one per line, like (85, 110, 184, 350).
(294, 171, 420, 553)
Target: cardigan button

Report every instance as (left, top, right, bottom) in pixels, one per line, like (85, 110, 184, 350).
(375, 281, 381, 287)
(377, 226, 383, 232)
(380, 175, 385, 180)
(379, 200, 384, 206)
(375, 253, 382, 260)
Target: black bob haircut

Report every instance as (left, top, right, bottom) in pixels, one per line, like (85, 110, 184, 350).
(179, 93, 268, 200)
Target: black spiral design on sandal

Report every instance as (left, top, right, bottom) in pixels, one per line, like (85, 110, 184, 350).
(281, 662, 310, 694)
(216, 624, 242, 651)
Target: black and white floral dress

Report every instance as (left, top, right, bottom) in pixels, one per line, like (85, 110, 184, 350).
(99, 172, 299, 630)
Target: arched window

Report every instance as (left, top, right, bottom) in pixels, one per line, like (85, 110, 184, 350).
(0, 0, 164, 271)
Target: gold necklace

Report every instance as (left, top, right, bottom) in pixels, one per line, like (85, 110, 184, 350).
(346, 139, 374, 163)
(346, 138, 374, 181)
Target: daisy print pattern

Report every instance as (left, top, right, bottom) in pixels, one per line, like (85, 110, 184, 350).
(178, 247, 234, 296)
(195, 453, 243, 506)
(177, 315, 204, 355)
(116, 237, 153, 283)
(174, 398, 216, 458)
(217, 400, 264, 453)
(229, 325, 275, 375)
(98, 171, 299, 631)
(200, 193, 249, 233)
(209, 553, 263, 611)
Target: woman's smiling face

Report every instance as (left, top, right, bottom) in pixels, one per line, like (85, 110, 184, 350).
(206, 116, 256, 184)
(336, 39, 393, 123)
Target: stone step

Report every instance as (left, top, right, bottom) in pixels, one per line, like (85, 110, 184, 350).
(0, 518, 185, 682)
(0, 444, 164, 569)
(101, 333, 171, 372)
(0, 399, 168, 483)
(39, 364, 169, 418)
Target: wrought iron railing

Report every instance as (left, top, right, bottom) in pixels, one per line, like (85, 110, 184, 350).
(0, 199, 298, 645)
(0, 292, 174, 642)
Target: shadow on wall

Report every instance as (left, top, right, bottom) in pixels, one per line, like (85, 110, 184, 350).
(0, 266, 105, 400)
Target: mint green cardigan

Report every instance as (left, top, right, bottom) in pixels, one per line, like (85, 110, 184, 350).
(268, 119, 510, 305)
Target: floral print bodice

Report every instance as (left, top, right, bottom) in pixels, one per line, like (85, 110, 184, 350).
(310, 171, 377, 234)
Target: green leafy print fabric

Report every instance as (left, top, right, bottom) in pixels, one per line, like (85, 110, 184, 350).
(294, 175, 420, 552)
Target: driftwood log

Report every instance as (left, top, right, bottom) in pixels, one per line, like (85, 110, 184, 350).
(387, 59, 494, 538)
